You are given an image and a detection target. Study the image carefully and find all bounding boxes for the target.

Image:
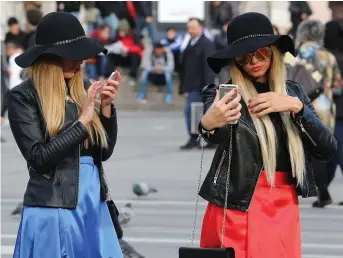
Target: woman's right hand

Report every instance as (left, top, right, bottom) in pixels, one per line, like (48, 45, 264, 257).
(201, 88, 242, 130)
(78, 81, 102, 126)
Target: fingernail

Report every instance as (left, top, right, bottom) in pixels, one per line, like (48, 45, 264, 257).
(256, 114, 259, 117)
(248, 99, 252, 103)
(250, 109, 254, 112)
(234, 89, 238, 93)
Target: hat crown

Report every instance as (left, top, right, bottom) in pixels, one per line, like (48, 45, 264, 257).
(226, 12, 274, 46)
(35, 12, 85, 46)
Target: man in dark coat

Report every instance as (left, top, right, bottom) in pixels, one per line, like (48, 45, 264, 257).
(25, 7, 43, 49)
(323, 18, 343, 206)
(179, 18, 215, 150)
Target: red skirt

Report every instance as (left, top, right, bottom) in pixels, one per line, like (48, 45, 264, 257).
(200, 171, 301, 258)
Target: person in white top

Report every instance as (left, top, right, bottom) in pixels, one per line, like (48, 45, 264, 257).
(6, 42, 24, 90)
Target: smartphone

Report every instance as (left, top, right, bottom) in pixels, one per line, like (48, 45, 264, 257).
(99, 71, 117, 87)
(96, 71, 118, 100)
(219, 84, 239, 124)
(219, 84, 238, 100)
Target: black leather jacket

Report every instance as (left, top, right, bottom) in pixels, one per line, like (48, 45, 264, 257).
(198, 80, 337, 211)
(8, 79, 118, 209)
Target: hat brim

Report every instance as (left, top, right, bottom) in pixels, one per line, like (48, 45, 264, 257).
(207, 35, 295, 74)
(15, 37, 108, 68)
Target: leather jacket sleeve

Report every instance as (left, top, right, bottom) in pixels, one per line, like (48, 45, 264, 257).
(100, 103, 118, 161)
(198, 84, 231, 144)
(290, 81, 338, 162)
(8, 88, 89, 173)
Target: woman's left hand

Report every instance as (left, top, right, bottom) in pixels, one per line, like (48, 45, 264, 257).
(100, 71, 121, 108)
(248, 92, 303, 117)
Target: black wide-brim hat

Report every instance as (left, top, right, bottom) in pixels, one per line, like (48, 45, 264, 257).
(16, 12, 108, 68)
(207, 12, 296, 74)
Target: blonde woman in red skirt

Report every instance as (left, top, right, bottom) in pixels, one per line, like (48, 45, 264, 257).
(198, 13, 337, 258)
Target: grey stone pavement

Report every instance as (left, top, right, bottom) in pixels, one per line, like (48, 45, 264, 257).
(1, 111, 343, 258)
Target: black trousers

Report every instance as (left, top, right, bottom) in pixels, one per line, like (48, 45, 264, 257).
(314, 120, 343, 199)
(107, 53, 141, 79)
(1, 88, 9, 117)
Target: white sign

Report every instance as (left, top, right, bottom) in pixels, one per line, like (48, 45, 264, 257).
(157, 2, 205, 23)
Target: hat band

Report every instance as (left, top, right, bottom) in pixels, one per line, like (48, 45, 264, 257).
(35, 35, 87, 47)
(229, 34, 274, 47)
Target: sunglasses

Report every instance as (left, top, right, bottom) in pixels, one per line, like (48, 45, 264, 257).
(235, 47, 273, 66)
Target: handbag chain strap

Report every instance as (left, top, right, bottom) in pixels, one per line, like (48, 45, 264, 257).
(191, 125, 233, 248)
(102, 166, 112, 201)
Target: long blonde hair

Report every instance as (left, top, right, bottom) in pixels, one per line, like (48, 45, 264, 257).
(230, 45, 305, 186)
(29, 59, 108, 149)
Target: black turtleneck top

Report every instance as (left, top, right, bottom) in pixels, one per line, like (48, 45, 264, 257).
(253, 81, 292, 173)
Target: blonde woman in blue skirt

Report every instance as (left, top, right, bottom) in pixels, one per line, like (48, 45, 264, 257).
(8, 12, 123, 258)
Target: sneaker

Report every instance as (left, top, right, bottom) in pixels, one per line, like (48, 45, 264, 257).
(137, 93, 148, 104)
(165, 94, 173, 104)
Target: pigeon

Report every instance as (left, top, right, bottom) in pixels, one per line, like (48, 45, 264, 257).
(132, 182, 158, 197)
(11, 202, 23, 216)
(118, 203, 133, 226)
(119, 239, 145, 258)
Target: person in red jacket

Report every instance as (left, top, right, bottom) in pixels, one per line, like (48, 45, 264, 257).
(86, 24, 113, 80)
(105, 20, 143, 86)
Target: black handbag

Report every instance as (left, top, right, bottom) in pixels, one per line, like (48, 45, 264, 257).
(179, 126, 235, 258)
(103, 167, 123, 239)
(107, 200, 123, 239)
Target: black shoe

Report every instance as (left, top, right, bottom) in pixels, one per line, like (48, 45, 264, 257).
(312, 199, 332, 208)
(312, 188, 332, 208)
(338, 201, 343, 206)
(11, 202, 23, 215)
(180, 140, 199, 150)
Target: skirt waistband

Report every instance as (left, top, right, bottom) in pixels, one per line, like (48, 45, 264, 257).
(80, 156, 94, 165)
(258, 170, 293, 186)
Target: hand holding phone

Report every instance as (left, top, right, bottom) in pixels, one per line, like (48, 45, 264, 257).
(219, 84, 240, 124)
(201, 84, 242, 130)
(96, 70, 119, 100)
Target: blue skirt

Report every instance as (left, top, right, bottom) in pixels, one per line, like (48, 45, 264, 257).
(13, 156, 124, 258)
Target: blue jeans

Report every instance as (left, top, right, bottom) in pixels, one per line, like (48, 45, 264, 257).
(135, 16, 156, 44)
(184, 92, 202, 138)
(138, 70, 173, 98)
(103, 14, 118, 41)
(86, 56, 108, 80)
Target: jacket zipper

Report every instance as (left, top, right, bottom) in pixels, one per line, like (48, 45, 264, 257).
(212, 119, 257, 186)
(239, 118, 258, 136)
(74, 97, 81, 207)
(296, 119, 317, 146)
(28, 165, 51, 179)
(75, 143, 80, 206)
(56, 163, 65, 204)
(213, 150, 227, 185)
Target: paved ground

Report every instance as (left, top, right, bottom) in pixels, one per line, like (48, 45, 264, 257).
(1, 111, 343, 258)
